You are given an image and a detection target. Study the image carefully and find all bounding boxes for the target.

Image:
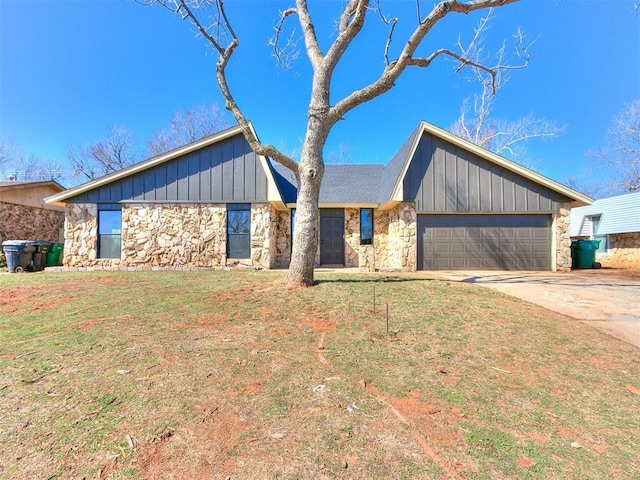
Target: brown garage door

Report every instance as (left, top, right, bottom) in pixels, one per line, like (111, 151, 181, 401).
(417, 214, 552, 270)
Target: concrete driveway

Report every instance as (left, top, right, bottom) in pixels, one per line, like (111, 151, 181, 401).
(428, 270, 640, 349)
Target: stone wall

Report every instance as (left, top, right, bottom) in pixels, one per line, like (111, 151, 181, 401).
(63, 202, 284, 269)
(600, 232, 640, 268)
(554, 202, 572, 272)
(373, 209, 390, 270)
(0, 201, 64, 243)
(386, 203, 417, 271)
(273, 209, 291, 268)
(64, 203, 99, 267)
(248, 203, 271, 269)
(122, 203, 226, 268)
(344, 208, 360, 268)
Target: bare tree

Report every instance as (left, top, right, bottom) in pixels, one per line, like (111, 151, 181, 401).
(0, 139, 68, 183)
(326, 142, 356, 165)
(67, 125, 138, 181)
(590, 99, 640, 192)
(147, 103, 230, 156)
(141, 0, 523, 288)
(450, 9, 563, 169)
(0, 139, 21, 176)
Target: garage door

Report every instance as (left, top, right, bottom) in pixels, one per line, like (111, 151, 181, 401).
(417, 214, 551, 271)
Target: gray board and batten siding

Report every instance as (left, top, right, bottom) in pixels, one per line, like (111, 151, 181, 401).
(403, 132, 570, 213)
(404, 132, 570, 271)
(64, 135, 269, 204)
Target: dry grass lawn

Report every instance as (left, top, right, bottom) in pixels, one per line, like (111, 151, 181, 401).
(0, 270, 639, 479)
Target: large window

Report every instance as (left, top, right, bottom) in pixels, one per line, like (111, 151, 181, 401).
(227, 204, 251, 258)
(360, 208, 374, 245)
(98, 205, 122, 259)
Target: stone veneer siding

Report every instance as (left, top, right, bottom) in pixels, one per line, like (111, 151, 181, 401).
(372, 203, 416, 271)
(273, 209, 291, 268)
(598, 232, 640, 268)
(64, 202, 282, 269)
(64, 203, 99, 267)
(1, 201, 64, 244)
(344, 208, 360, 268)
(122, 203, 226, 268)
(553, 202, 572, 272)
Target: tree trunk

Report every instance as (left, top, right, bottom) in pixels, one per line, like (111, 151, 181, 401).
(285, 133, 326, 288)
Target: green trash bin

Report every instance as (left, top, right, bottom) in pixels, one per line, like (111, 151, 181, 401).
(574, 240, 601, 269)
(46, 243, 64, 267)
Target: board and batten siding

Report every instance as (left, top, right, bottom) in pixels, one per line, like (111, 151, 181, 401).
(404, 133, 568, 213)
(65, 135, 269, 204)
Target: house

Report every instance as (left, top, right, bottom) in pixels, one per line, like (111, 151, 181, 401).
(570, 191, 640, 268)
(45, 122, 591, 272)
(0, 180, 66, 244)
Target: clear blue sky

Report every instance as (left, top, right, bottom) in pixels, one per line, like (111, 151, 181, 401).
(1, 0, 638, 188)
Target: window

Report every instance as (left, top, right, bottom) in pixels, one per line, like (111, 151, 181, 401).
(227, 204, 251, 258)
(98, 205, 122, 259)
(360, 208, 374, 245)
(591, 215, 608, 254)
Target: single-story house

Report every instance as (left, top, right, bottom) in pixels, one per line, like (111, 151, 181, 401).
(570, 190, 640, 268)
(0, 180, 66, 244)
(45, 121, 591, 272)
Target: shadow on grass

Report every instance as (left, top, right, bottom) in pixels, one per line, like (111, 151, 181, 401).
(315, 276, 440, 285)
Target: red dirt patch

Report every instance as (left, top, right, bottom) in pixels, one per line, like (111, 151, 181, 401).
(517, 456, 535, 467)
(243, 382, 262, 394)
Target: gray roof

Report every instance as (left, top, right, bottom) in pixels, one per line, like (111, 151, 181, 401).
(378, 124, 422, 205)
(271, 163, 385, 205)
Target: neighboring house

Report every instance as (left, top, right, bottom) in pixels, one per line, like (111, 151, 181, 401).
(45, 122, 591, 272)
(0, 180, 66, 244)
(570, 191, 640, 268)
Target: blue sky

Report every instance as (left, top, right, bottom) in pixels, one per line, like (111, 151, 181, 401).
(1, 0, 638, 188)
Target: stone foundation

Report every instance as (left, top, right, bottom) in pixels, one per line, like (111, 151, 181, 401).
(0, 201, 64, 244)
(599, 232, 640, 268)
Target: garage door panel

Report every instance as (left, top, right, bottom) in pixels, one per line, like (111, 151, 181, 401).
(418, 214, 551, 271)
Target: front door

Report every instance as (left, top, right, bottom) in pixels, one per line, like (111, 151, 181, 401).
(320, 209, 344, 265)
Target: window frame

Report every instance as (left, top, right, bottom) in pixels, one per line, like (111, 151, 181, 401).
(360, 208, 374, 246)
(226, 203, 251, 259)
(97, 204, 122, 259)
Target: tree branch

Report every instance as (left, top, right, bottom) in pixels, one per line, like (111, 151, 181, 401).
(325, 0, 369, 73)
(329, 0, 519, 123)
(152, 0, 298, 173)
(295, 0, 324, 70)
(270, 8, 299, 69)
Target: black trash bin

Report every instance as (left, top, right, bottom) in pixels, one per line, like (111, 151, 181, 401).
(2, 241, 37, 273)
(32, 241, 52, 271)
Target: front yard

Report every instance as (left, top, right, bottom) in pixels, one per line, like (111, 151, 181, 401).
(1, 270, 638, 479)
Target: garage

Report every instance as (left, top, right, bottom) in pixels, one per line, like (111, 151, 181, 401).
(417, 214, 552, 270)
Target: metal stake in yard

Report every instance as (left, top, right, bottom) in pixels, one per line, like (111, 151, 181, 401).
(386, 303, 389, 336)
(373, 284, 376, 314)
